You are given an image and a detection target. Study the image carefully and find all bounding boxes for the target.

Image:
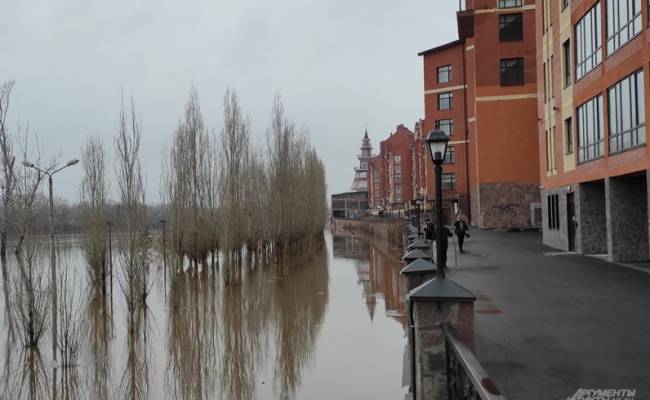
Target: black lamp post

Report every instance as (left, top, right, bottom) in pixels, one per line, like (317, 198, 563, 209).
(415, 197, 422, 237)
(425, 129, 449, 279)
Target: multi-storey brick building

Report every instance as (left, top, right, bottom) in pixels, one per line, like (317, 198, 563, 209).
(538, 0, 650, 262)
(367, 125, 415, 213)
(417, 0, 541, 228)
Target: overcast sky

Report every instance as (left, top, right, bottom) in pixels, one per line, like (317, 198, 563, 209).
(0, 0, 458, 203)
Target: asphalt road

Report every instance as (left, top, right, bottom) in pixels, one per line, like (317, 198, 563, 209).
(445, 229, 650, 400)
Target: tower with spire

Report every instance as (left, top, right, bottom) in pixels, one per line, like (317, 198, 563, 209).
(351, 129, 373, 192)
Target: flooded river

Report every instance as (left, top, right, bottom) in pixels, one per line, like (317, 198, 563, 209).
(0, 230, 406, 399)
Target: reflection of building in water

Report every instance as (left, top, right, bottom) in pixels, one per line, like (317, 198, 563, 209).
(332, 235, 369, 259)
(368, 246, 406, 324)
(355, 258, 376, 321)
(333, 234, 405, 324)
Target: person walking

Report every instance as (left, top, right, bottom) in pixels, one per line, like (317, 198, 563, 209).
(435, 216, 453, 269)
(424, 218, 435, 241)
(453, 215, 470, 253)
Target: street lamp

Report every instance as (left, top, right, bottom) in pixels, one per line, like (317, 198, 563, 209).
(415, 197, 422, 237)
(425, 130, 449, 279)
(22, 158, 79, 362)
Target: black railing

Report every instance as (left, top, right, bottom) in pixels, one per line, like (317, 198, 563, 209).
(444, 325, 506, 400)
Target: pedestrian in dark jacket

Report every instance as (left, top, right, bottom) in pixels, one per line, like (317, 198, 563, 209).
(435, 217, 453, 268)
(424, 219, 435, 241)
(453, 216, 470, 252)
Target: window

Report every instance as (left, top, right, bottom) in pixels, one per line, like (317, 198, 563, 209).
(543, 62, 548, 102)
(437, 65, 452, 83)
(499, 13, 523, 41)
(565, 117, 573, 154)
(575, 3, 602, 80)
(608, 69, 645, 153)
(500, 58, 524, 86)
(550, 55, 555, 98)
(545, 130, 550, 172)
(562, 0, 570, 11)
(441, 173, 456, 191)
(577, 95, 604, 162)
(563, 40, 572, 87)
(606, 0, 641, 54)
(499, 0, 522, 7)
(438, 92, 453, 110)
(443, 146, 455, 164)
(436, 119, 453, 136)
(547, 194, 560, 230)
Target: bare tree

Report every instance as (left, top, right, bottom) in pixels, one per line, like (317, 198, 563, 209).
(0, 80, 16, 259)
(115, 95, 150, 327)
(80, 135, 108, 295)
(164, 88, 214, 270)
(219, 88, 250, 259)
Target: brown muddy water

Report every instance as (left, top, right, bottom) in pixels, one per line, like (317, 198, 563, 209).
(0, 231, 406, 399)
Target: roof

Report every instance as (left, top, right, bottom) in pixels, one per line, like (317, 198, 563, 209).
(402, 249, 432, 262)
(417, 39, 463, 56)
(400, 258, 437, 275)
(408, 277, 476, 302)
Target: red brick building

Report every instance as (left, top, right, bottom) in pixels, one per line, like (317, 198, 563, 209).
(416, 0, 541, 228)
(367, 125, 415, 214)
(537, 0, 650, 262)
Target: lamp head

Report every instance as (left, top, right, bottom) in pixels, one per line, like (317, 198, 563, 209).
(425, 129, 449, 164)
(66, 159, 79, 167)
(21, 160, 34, 168)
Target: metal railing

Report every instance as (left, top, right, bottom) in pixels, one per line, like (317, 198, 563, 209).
(444, 325, 506, 400)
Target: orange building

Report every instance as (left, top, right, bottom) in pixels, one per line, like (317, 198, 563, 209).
(538, 0, 650, 262)
(417, 0, 541, 228)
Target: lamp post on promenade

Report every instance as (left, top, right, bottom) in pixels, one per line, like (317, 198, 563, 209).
(22, 158, 79, 361)
(425, 130, 449, 278)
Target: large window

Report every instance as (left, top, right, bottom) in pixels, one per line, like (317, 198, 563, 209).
(577, 95, 604, 162)
(438, 92, 453, 110)
(606, 0, 642, 54)
(441, 173, 456, 191)
(575, 3, 602, 80)
(608, 69, 645, 153)
(499, 0, 522, 7)
(443, 146, 455, 164)
(438, 65, 452, 83)
(436, 119, 453, 136)
(547, 194, 560, 230)
(499, 13, 523, 41)
(563, 40, 572, 87)
(500, 58, 524, 86)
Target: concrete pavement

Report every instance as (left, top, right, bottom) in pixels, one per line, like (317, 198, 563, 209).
(445, 229, 650, 400)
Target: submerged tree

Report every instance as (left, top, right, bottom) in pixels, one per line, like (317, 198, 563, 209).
(163, 88, 215, 271)
(80, 135, 108, 295)
(115, 96, 150, 324)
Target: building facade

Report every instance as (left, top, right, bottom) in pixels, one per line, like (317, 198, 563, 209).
(417, 0, 541, 228)
(538, 0, 650, 262)
(367, 125, 415, 214)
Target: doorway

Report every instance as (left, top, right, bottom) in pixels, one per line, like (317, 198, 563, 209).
(567, 192, 576, 252)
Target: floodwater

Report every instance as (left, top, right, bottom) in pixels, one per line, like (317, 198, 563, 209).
(0, 230, 407, 399)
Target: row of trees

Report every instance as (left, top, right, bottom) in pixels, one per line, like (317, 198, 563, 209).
(163, 88, 328, 270)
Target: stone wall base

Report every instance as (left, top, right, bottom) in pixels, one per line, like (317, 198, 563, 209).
(475, 182, 540, 229)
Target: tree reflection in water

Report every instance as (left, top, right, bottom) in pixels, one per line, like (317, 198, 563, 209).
(86, 286, 112, 400)
(272, 241, 329, 400)
(0, 235, 331, 400)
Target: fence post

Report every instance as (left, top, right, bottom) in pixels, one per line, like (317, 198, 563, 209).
(408, 278, 475, 400)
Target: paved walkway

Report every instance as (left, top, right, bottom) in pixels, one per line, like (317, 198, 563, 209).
(445, 229, 650, 400)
